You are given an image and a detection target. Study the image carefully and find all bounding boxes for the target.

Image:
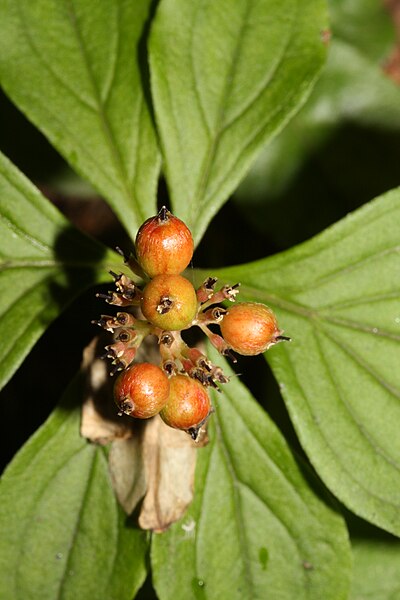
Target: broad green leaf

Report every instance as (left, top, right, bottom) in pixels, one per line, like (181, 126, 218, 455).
(350, 538, 400, 599)
(149, 0, 328, 244)
(0, 151, 117, 391)
(0, 0, 160, 237)
(152, 350, 351, 600)
(0, 374, 148, 600)
(236, 2, 399, 204)
(207, 189, 400, 535)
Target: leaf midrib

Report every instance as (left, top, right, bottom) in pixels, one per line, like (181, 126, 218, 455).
(189, 0, 298, 223)
(16, 1, 136, 211)
(55, 449, 101, 600)
(212, 402, 309, 597)
(14, 444, 90, 598)
(189, 0, 252, 222)
(63, 0, 135, 207)
(217, 385, 317, 541)
(213, 415, 255, 599)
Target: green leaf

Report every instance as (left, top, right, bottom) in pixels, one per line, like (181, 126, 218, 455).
(0, 151, 116, 392)
(0, 374, 148, 600)
(151, 350, 351, 600)
(149, 0, 328, 244)
(0, 0, 160, 237)
(209, 189, 400, 535)
(236, 2, 400, 203)
(350, 537, 400, 599)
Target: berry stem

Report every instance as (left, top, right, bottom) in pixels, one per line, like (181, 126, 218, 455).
(197, 323, 237, 363)
(199, 283, 240, 311)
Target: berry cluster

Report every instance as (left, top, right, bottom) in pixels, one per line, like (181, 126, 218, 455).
(94, 207, 289, 440)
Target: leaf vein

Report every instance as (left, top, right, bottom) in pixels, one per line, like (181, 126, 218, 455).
(0, 211, 52, 254)
(55, 449, 99, 599)
(14, 445, 89, 598)
(282, 341, 400, 506)
(219, 1, 297, 133)
(190, 0, 252, 220)
(219, 387, 312, 511)
(319, 291, 400, 311)
(291, 246, 400, 296)
(314, 328, 400, 472)
(214, 415, 255, 597)
(63, 0, 134, 205)
(17, 2, 96, 111)
(318, 325, 400, 400)
(189, 2, 212, 136)
(322, 314, 400, 342)
(15, 3, 127, 195)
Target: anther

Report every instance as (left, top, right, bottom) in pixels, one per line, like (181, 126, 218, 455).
(223, 283, 240, 301)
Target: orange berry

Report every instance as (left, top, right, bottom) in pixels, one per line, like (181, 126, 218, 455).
(160, 375, 211, 431)
(141, 274, 197, 330)
(135, 207, 194, 277)
(220, 302, 282, 355)
(113, 362, 170, 418)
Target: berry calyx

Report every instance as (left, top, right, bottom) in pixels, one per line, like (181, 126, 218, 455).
(141, 274, 197, 331)
(113, 362, 170, 418)
(160, 375, 212, 431)
(220, 302, 286, 356)
(135, 206, 194, 277)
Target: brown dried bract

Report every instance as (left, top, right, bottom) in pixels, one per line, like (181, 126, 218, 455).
(138, 416, 198, 532)
(108, 433, 147, 514)
(109, 416, 201, 531)
(80, 337, 133, 444)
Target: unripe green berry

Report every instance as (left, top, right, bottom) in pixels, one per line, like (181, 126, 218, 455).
(160, 374, 211, 431)
(220, 302, 281, 356)
(135, 207, 194, 277)
(141, 274, 197, 331)
(113, 362, 170, 418)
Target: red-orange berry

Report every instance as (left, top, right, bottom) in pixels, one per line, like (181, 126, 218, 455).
(135, 206, 194, 277)
(220, 302, 283, 356)
(141, 274, 197, 331)
(160, 375, 211, 431)
(113, 362, 170, 418)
